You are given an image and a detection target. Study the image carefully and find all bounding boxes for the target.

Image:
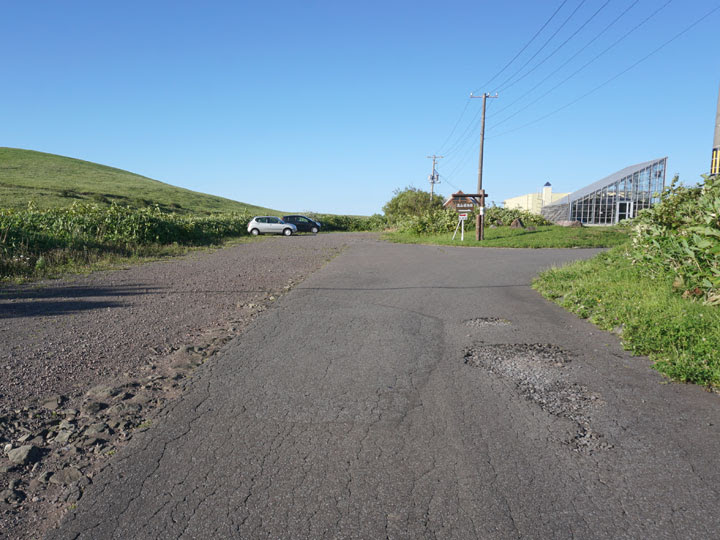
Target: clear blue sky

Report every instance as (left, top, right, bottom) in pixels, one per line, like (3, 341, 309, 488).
(2, 0, 719, 215)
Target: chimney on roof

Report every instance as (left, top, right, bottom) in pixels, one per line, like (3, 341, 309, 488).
(542, 182, 552, 207)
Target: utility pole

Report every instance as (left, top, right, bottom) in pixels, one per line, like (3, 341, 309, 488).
(427, 155, 443, 200)
(712, 82, 720, 176)
(470, 92, 498, 240)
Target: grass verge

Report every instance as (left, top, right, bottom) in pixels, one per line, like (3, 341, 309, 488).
(533, 246, 720, 388)
(384, 225, 629, 248)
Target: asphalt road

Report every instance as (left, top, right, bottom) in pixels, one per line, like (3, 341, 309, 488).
(48, 240, 720, 539)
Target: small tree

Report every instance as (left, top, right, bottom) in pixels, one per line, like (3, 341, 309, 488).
(383, 187, 444, 223)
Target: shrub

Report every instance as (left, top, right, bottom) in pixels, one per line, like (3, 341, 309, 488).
(392, 205, 551, 235)
(395, 208, 458, 235)
(630, 175, 720, 305)
(0, 202, 253, 278)
(383, 187, 444, 224)
(484, 206, 552, 227)
(91, 193, 110, 204)
(305, 213, 386, 232)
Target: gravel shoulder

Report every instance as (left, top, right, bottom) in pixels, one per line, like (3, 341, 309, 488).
(0, 233, 377, 539)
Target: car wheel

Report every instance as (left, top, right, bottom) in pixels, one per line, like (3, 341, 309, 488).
(250, 228, 260, 236)
(283, 228, 293, 236)
(311, 226, 318, 234)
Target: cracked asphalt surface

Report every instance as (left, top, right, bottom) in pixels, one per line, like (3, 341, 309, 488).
(47, 240, 720, 539)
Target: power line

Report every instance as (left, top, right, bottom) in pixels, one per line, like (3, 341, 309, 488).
(488, 3, 720, 139)
(436, 1, 570, 156)
(441, 147, 474, 183)
(438, 174, 461, 192)
(473, 0, 569, 93)
(440, 136, 481, 184)
(488, 0, 674, 132)
(438, 170, 464, 194)
(492, 0, 589, 94)
(488, 0, 641, 121)
(496, 0, 612, 95)
(438, 108, 483, 156)
(440, 98, 498, 163)
(435, 99, 470, 154)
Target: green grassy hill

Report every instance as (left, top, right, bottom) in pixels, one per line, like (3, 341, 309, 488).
(0, 147, 280, 215)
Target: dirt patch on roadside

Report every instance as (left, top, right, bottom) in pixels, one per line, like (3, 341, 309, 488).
(0, 233, 377, 539)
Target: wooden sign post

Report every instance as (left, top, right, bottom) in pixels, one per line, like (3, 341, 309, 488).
(459, 190, 488, 241)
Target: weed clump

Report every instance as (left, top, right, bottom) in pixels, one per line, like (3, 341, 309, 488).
(630, 175, 720, 305)
(0, 202, 252, 279)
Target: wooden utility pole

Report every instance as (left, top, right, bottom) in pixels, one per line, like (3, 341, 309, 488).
(427, 155, 443, 200)
(470, 92, 498, 240)
(712, 82, 720, 175)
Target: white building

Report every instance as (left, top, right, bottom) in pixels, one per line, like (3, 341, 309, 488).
(502, 183, 570, 214)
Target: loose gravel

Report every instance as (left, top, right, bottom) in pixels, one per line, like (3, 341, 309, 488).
(0, 232, 377, 539)
(464, 317, 511, 328)
(0, 234, 375, 410)
(463, 343, 611, 454)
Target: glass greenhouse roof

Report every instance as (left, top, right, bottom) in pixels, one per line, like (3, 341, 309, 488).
(545, 157, 667, 206)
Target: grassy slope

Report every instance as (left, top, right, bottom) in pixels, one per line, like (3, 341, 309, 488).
(384, 226, 629, 248)
(0, 147, 280, 215)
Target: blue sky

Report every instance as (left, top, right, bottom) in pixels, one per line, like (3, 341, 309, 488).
(2, 0, 719, 215)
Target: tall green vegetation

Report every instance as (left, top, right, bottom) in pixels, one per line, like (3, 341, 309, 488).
(484, 206, 553, 227)
(382, 187, 445, 225)
(382, 187, 552, 235)
(305, 213, 386, 232)
(630, 175, 720, 305)
(0, 203, 252, 279)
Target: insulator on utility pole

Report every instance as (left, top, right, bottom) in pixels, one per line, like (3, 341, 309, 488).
(427, 155, 443, 200)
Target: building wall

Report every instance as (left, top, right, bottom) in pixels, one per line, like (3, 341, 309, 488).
(503, 189, 569, 214)
(503, 193, 542, 213)
(541, 202, 570, 223)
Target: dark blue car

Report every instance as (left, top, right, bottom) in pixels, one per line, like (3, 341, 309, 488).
(282, 215, 321, 234)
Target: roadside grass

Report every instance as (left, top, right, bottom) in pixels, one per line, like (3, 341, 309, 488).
(384, 225, 629, 248)
(533, 246, 720, 388)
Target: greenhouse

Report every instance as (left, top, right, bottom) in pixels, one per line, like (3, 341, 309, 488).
(541, 157, 667, 225)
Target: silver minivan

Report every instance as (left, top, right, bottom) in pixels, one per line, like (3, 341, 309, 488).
(247, 216, 297, 236)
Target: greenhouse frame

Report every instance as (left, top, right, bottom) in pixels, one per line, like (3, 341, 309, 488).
(541, 157, 667, 225)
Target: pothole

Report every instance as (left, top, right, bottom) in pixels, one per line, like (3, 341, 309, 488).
(464, 344, 610, 454)
(464, 343, 569, 367)
(465, 317, 511, 328)
(572, 426, 614, 453)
